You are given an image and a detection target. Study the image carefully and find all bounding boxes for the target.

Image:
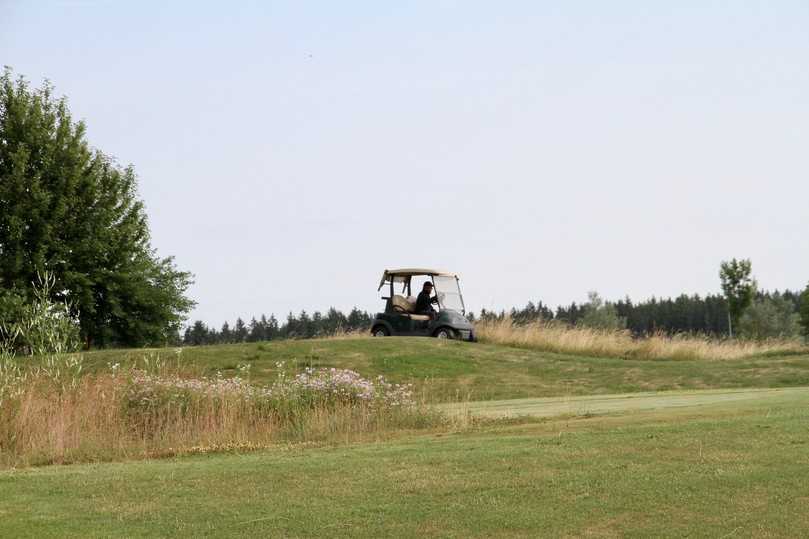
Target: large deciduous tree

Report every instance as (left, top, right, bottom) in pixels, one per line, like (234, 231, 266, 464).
(0, 69, 194, 347)
(719, 258, 756, 338)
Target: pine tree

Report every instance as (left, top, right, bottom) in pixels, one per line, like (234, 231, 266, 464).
(267, 315, 279, 340)
(220, 322, 232, 343)
(233, 317, 248, 342)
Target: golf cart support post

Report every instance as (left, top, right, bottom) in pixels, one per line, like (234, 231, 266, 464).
(371, 268, 475, 341)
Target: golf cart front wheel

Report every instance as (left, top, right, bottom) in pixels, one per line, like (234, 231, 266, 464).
(434, 328, 456, 340)
(372, 326, 390, 337)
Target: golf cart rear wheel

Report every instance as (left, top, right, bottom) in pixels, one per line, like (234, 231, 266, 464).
(434, 327, 456, 340)
(372, 326, 390, 337)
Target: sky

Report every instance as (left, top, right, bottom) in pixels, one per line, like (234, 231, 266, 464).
(2, 1, 808, 326)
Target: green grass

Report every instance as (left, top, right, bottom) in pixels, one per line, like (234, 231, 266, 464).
(74, 337, 809, 401)
(3, 392, 808, 537)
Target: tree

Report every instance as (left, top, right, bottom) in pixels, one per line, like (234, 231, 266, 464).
(799, 284, 809, 338)
(247, 316, 263, 342)
(233, 317, 248, 342)
(578, 291, 626, 331)
(738, 294, 801, 341)
(219, 322, 231, 343)
(0, 69, 194, 347)
(719, 259, 756, 338)
(185, 320, 210, 346)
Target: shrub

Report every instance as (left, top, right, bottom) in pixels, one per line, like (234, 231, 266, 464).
(0, 272, 80, 356)
(738, 295, 801, 341)
(577, 292, 626, 331)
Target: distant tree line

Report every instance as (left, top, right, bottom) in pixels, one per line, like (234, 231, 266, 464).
(182, 308, 373, 346)
(183, 285, 809, 347)
(474, 288, 807, 339)
(182, 261, 808, 346)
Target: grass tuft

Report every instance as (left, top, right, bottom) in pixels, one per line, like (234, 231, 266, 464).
(476, 318, 807, 361)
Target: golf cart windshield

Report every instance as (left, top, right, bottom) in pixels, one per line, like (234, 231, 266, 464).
(434, 275, 464, 313)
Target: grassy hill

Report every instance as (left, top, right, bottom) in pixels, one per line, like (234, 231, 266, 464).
(6, 337, 809, 536)
(79, 337, 809, 401)
(2, 390, 808, 537)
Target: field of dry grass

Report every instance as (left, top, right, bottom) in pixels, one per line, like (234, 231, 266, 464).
(476, 318, 807, 360)
(0, 357, 441, 468)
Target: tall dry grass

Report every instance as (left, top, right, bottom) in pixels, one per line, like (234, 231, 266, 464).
(0, 361, 441, 469)
(476, 318, 807, 361)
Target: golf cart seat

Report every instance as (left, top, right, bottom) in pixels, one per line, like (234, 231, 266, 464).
(391, 295, 432, 321)
(391, 295, 416, 313)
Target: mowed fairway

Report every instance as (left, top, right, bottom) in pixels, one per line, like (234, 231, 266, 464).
(2, 390, 808, 538)
(5, 337, 809, 537)
(448, 386, 809, 419)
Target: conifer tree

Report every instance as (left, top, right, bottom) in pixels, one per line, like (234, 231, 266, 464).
(233, 317, 248, 342)
(220, 322, 231, 343)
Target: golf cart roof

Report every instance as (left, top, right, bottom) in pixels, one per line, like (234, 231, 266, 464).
(378, 268, 457, 290)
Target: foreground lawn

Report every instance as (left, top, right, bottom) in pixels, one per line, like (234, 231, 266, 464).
(76, 338, 809, 401)
(2, 393, 808, 538)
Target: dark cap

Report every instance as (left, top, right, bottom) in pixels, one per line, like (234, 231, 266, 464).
(423, 281, 433, 288)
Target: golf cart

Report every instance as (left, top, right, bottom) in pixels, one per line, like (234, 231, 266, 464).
(370, 268, 476, 341)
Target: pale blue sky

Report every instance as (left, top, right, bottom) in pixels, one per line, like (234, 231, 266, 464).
(3, 1, 808, 325)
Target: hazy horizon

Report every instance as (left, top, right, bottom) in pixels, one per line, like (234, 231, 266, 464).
(3, 1, 807, 327)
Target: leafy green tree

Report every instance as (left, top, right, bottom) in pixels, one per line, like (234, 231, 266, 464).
(799, 284, 809, 338)
(578, 291, 626, 331)
(719, 259, 756, 338)
(0, 69, 194, 347)
(738, 294, 801, 341)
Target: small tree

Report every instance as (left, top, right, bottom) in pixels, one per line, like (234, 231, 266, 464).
(0, 272, 80, 356)
(233, 317, 248, 342)
(799, 284, 809, 338)
(738, 294, 801, 341)
(578, 291, 626, 331)
(719, 259, 756, 338)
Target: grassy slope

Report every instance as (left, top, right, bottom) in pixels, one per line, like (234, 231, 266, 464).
(78, 337, 809, 401)
(2, 393, 808, 538)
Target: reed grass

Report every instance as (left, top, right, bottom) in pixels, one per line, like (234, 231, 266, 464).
(476, 318, 807, 361)
(0, 357, 443, 469)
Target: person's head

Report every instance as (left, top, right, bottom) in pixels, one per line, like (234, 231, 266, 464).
(423, 281, 433, 293)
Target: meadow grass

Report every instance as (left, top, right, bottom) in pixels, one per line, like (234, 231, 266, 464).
(2, 393, 808, 537)
(0, 357, 444, 469)
(476, 318, 808, 361)
(65, 337, 809, 402)
(5, 336, 809, 468)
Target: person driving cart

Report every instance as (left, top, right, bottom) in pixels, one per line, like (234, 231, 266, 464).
(415, 281, 438, 317)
